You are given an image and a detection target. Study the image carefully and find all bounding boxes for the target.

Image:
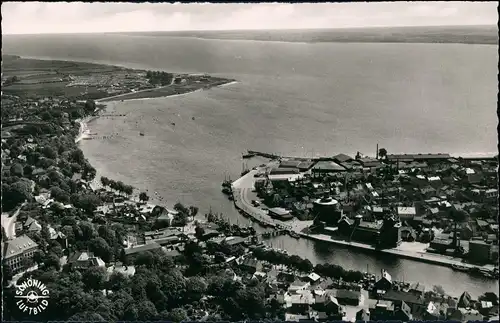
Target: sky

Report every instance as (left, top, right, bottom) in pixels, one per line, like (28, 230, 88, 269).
(1, 2, 497, 35)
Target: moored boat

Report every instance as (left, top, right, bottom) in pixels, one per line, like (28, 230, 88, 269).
(451, 264, 470, 272)
(289, 230, 300, 239)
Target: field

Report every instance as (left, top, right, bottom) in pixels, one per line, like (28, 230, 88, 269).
(99, 77, 234, 102)
(1, 55, 136, 100)
(2, 55, 234, 102)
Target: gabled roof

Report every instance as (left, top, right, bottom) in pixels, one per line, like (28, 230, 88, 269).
(124, 242, 161, 255)
(333, 154, 353, 163)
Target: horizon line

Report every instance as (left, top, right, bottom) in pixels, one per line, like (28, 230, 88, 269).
(3, 24, 496, 36)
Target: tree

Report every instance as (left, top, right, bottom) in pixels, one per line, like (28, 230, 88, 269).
(139, 192, 149, 203)
(43, 253, 61, 271)
(123, 185, 134, 197)
(84, 99, 96, 114)
(166, 307, 188, 322)
(100, 176, 110, 188)
(189, 206, 199, 221)
(50, 186, 70, 203)
(378, 148, 388, 160)
(82, 267, 107, 291)
(136, 300, 158, 320)
(68, 312, 105, 321)
(2, 180, 33, 211)
(73, 193, 102, 214)
(10, 163, 24, 177)
(134, 251, 155, 268)
(432, 285, 446, 295)
(186, 276, 208, 302)
(89, 237, 113, 263)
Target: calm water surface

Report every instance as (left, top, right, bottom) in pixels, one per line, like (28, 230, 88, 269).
(3, 34, 498, 297)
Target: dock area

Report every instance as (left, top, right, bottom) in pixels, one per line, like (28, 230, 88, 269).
(230, 159, 497, 274)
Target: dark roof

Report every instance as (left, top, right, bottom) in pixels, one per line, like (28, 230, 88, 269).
(242, 258, 260, 269)
(335, 289, 361, 300)
(2, 235, 38, 259)
(224, 236, 246, 246)
(382, 290, 424, 305)
(124, 242, 161, 255)
(270, 167, 300, 175)
(333, 154, 353, 163)
(312, 161, 346, 172)
(387, 153, 451, 161)
(458, 291, 472, 308)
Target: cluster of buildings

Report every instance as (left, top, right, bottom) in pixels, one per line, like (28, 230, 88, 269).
(66, 72, 153, 95)
(253, 152, 498, 265)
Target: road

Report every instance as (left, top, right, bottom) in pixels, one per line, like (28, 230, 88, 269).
(232, 164, 312, 233)
(1, 203, 25, 239)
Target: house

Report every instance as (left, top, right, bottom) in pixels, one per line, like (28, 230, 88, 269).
(374, 269, 392, 292)
(423, 301, 449, 320)
(223, 236, 247, 253)
(67, 251, 106, 269)
(312, 161, 346, 174)
(307, 272, 321, 284)
(369, 300, 395, 321)
(408, 282, 426, 296)
(428, 176, 443, 189)
(22, 216, 42, 234)
(381, 290, 425, 318)
(288, 292, 314, 314)
(2, 235, 39, 274)
(447, 307, 484, 322)
(397, 207, 416, 222)
(123, 241, 162, 261)
(457, 291, 472, 308)
(240, 258, 262, 274)
(468, 240, 492, 263)
(358, 157, 380, 168)
(332, 154, 353, 164)
(48, 226, 68, 248)
(356, 308, 370, 322)
(334, 289, 363, 306)
(323, 295, 343, 317)
(288, 280, 310, 293)
(393, 300, 413, 321)
(268, 207, 293, 220)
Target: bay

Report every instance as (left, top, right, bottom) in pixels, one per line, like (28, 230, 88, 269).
(3, 33, 498, 297)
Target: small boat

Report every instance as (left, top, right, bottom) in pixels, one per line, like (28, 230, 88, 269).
(289, 231, 300, 239)
(221, 187, 231, 195)
(139, 132, 145, 136)
(228, 195, 234, 201)
(451, 264, 470, 272)
(192, 117, 195, 120)
(171, 122, 176, 126)
(222, 179, 232, 188)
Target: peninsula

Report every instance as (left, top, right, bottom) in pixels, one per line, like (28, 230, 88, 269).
(2, 55, 236, 102)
